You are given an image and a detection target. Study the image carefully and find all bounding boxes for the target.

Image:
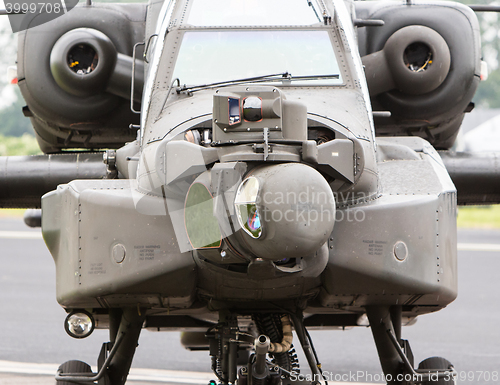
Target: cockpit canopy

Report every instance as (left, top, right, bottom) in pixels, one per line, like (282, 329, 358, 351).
(172, 30, 344, 87)
(185, 0, 325, 27)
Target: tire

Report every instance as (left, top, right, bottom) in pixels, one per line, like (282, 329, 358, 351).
(418, 357, 455, 385)
(56, 360, 93, 385)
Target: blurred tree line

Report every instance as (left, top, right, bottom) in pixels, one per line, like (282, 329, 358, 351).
(0, 0, 145, 141)
(0, 0, 500, 140)
(0, 15, 34, 138)
(463, 0, 500, 107)
(0, 89, 35, 136)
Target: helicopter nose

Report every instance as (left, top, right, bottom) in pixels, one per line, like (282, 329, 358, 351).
(234, 163, 335, 261)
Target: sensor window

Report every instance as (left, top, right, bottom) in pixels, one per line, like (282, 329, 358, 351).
(235, 177, 262, 239)
(185, 183, 222, 249)
(228, 97, 241, 125)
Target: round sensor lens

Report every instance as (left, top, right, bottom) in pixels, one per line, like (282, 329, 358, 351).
(243, 97, 262, 122)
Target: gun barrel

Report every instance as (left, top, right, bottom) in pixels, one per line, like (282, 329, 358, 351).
(253, 335, 270, 378)
(0, 153, 106, 208)
(439, 151, 500, 205)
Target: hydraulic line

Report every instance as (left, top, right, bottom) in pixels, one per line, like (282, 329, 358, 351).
(268, 315, 293, 354)
(253, 314, 299, 373)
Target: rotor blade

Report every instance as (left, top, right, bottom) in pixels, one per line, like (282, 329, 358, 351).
(469, 5, 500, 12)
(0, 153, 106, 208)
(439, 151, 500, 205)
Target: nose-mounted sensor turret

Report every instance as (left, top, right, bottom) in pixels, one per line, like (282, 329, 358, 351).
(212, 86, 307, 145)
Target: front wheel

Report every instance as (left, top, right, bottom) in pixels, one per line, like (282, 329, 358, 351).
(418, 357, 455, 385)
(56, 360, 92, 385)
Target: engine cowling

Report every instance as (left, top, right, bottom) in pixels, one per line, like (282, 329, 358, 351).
(356, 0, 481, 149)
(362, 25, 451, 97)
(17, 3, 146, 153)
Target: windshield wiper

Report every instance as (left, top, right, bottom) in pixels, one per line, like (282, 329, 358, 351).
(307, 0, 322, 23)
(176, 72, 340, 94)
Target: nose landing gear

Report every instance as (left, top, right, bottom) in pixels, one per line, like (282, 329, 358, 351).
(55, 306, 455, 385)
(56, 307, 146, 385)
(367, 306, 456, 385)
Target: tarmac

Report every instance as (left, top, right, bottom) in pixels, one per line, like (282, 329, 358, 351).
(0, 360, 215, 385)
(0, 360, 377, 385)
(0, 374, 162, 385)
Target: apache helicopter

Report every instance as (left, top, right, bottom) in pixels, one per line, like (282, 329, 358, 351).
(1, 0, 500, 384)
